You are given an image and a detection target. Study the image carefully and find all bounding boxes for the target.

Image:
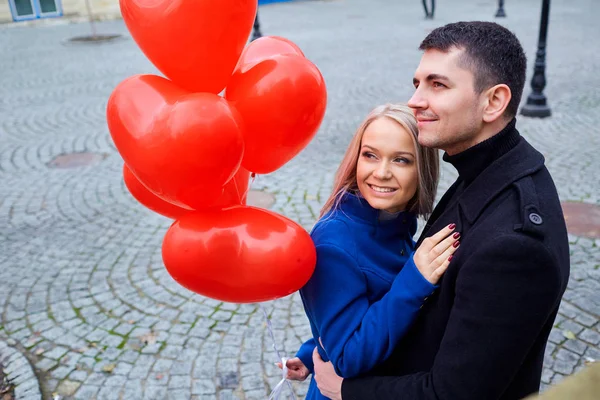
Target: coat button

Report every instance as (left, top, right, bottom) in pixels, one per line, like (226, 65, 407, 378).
(529, 212, 543, 225)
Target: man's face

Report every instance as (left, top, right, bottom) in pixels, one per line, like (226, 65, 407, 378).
(408, 48, 485, 155)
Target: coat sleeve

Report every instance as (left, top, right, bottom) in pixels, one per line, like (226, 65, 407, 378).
(302, 243, 435, 379)
(295, 338, 316, 374)
(341, 235, 564, 400)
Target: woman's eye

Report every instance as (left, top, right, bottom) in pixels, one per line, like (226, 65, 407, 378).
(361, 151, 376, 159)
(394, 157, 410, 164)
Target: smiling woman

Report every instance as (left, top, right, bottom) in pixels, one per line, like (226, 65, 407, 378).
(278, 104, 464, 400)
(320, 104, 439, 219)
(356, 117, 419, 214)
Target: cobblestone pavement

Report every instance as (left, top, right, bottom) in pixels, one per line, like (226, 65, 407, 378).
(1, 0, 599, 398)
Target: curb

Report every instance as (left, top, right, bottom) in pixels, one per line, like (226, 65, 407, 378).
(0, 339, 42, 400)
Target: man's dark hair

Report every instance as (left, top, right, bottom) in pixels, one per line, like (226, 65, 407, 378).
(419, 21, 527, 118)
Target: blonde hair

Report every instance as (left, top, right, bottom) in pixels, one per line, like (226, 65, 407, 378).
(320, 103, 439, 219)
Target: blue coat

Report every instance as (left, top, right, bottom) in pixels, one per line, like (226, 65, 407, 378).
(295, 192, 437, 400)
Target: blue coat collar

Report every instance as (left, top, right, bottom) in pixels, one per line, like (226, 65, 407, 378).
(335, 192, 417, 236)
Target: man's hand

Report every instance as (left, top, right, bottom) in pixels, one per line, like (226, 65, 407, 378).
(313, 347, 343, 400)
(276, 357, 310, 381)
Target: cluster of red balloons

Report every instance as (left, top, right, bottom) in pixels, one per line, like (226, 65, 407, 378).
(107, 0, 325, 303)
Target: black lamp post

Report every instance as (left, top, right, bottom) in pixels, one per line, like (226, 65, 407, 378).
(495, 0, 506, 17)
(521, 0, 552, 118)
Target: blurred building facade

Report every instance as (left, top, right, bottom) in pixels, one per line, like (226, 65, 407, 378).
(1, 0, 290, 24)
(2, 0, 120, 23)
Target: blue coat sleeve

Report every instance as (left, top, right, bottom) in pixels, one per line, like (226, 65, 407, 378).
(302, 243, 436, 379)
(295, 337, 316, 374)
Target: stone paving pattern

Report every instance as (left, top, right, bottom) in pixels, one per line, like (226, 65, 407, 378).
(1, 338, 41, 399)
(0, 0, 599, 398)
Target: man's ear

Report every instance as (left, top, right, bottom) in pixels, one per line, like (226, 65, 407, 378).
(482, 84, 512, 123)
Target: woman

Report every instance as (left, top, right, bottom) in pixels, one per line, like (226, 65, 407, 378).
(278, 104, 460, 399)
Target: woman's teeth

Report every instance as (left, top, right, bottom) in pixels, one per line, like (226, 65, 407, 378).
(370, 185, 396, 193)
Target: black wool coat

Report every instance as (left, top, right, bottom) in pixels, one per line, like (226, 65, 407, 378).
(342, 136, 571, 400)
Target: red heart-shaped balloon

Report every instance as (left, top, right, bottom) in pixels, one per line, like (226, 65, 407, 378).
(108, 74, 244, 209)
(226, 54, 327, 174)
(123, 164, 250, 219)
(235, 36, 305, 73)
(162, 206, 316, 303)
(123, 164, 191, 219)
(216, 167, 251, 209)
(119, 0, 256, 93)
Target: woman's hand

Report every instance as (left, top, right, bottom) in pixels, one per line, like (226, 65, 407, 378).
(413, 223, 460, 284)
(276, 357, 310, 381)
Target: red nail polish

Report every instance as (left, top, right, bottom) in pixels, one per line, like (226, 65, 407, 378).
(448, 255, 453, 262)
(453, 241, 460, 248)
(449, 223, 456, 230)
(453, 232, 461, 239)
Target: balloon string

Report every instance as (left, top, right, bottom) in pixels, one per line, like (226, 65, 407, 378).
(260, 304, 296, 400)
(252, 178, 294, 399)
(241, 172, 257, 204)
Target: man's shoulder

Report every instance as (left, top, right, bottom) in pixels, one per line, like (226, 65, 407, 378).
(478, 164, 563, 231)
(466, 169, 569, 277)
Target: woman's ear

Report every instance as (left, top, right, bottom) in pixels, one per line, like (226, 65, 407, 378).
(482, 84, 512, 123)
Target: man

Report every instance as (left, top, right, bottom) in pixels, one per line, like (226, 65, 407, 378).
(312, 21, 570, 400)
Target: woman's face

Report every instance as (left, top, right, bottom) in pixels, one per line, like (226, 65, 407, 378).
(356, 117, 419, 213)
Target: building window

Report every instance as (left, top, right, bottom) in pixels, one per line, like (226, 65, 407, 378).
(9, 0, 62, 21)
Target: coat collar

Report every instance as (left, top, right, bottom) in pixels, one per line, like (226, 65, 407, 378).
(458, 137, 545, 224)
(443, 119, 520, 185)
(335, 192, 418, 236)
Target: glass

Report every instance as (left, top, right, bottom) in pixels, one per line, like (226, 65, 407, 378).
(39, 0, 57, 13)
(14, 0, 34, 16)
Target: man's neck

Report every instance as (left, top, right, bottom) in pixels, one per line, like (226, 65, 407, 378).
(443, 118, 520, 185)
(445, 118, 511, 156)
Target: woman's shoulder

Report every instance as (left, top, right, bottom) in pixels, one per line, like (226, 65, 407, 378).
(311, 212, 357, 250)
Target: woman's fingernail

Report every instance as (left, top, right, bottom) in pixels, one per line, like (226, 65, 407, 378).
(448, 255, 453, 262)
(453, 241, 460, 248)
(449, 223, 456, 230)
(453, 232, 461, 239)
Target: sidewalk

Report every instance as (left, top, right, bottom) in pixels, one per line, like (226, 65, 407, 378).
(1, 0, 599, 398)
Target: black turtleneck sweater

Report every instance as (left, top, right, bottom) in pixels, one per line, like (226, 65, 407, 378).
(343, 119, 570, 400)
(418, 119, 521, 244)
(444, 118, 520, 185)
